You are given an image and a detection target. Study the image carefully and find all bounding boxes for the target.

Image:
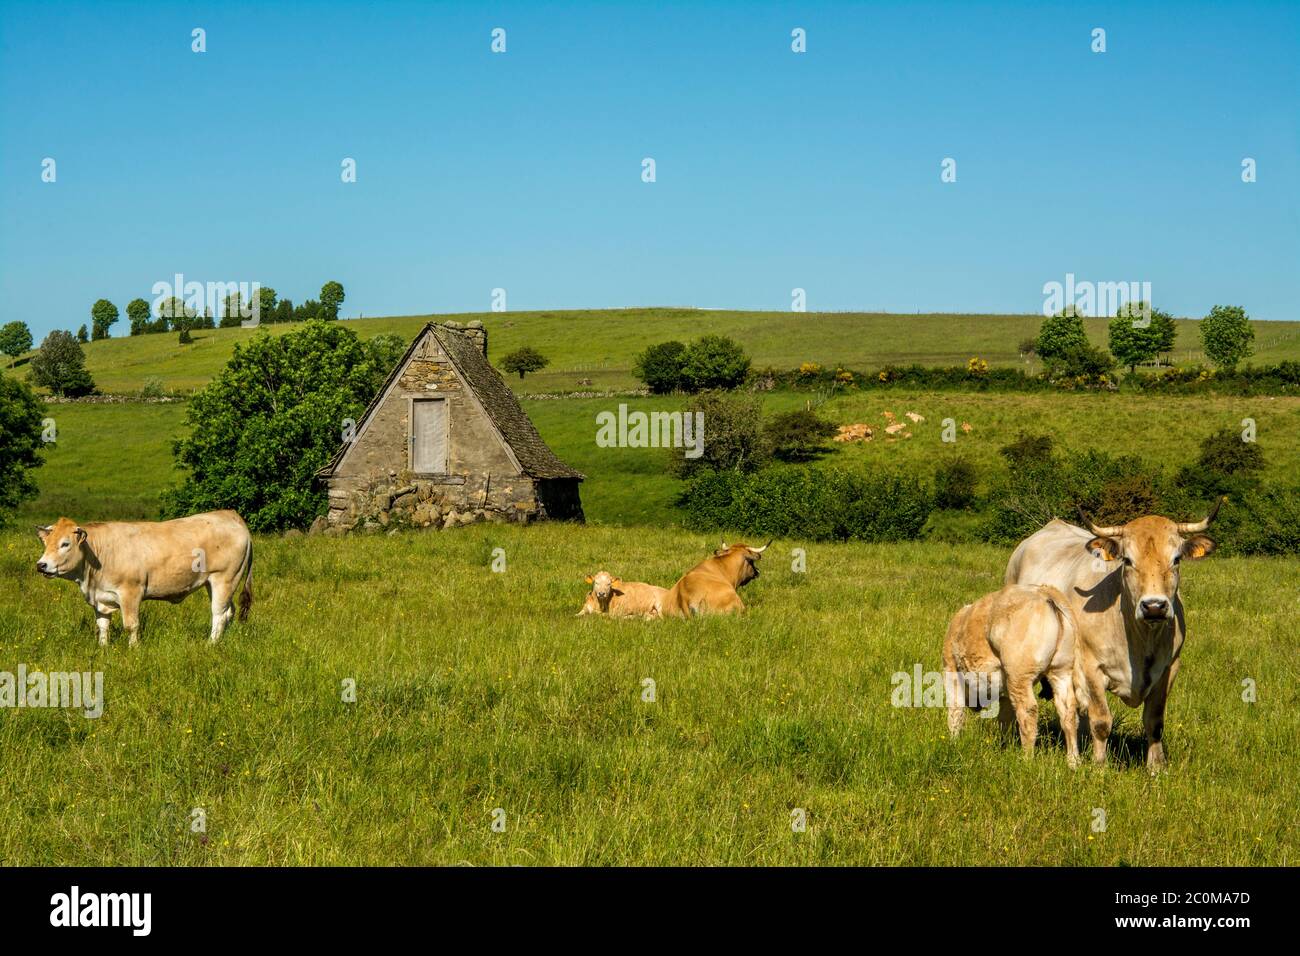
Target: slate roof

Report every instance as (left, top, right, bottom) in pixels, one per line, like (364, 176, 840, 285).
(317, 323, 584, 481)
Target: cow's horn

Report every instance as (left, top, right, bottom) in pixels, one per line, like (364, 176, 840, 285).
(1077, 505, 1123, 538)
(1176, 496, 1225, 534)
(751, 540, 772, 554)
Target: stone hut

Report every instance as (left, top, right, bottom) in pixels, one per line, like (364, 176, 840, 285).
(316, 321, 583, 532)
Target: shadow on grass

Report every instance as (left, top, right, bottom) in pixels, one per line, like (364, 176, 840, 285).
(992, 714, 1151, 769)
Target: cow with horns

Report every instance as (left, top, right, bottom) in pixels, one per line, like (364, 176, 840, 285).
(1003, 499, 1223, 771)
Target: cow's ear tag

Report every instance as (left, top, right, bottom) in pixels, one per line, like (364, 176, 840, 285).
(1181, 535, 1215, 560)
(1087, 536, 1119, 561)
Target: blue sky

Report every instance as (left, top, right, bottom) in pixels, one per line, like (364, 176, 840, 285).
(1, 0, 1297, 340)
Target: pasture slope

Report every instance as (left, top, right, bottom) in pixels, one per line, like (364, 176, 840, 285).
(0, 309, 1297, 865)
(8, 307, 1300, 396)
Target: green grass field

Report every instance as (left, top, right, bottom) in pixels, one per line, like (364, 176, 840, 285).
(9, 307, 1300, 395)
(1, 523, 1295, 865)
(1, 314, 1297, 865)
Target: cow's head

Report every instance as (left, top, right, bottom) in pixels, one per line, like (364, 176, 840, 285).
(1081, 499, 1221, 624)
(711, 541, 771, 588)
(584, 571, 623, 609)
(35, 517, 89, 579)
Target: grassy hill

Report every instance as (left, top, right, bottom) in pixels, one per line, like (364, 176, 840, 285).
(10, 308, 1300, 396)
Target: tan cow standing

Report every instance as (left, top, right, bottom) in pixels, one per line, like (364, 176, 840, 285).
(35, 511, 253, 646)
(577, 571, 667, 619)
(943, 583, 1081, 766)
(1004, 502, 1220, 771)
(659, 542, 769, 617)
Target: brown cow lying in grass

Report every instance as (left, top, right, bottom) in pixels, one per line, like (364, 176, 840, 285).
(943, 583, 1081, 766)
(577, 571, 667, 620)
(659, 541, 769, 617)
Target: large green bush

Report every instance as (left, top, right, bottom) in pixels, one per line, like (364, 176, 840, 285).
(680, 466, 931, 542)
(764, 408, 837, 462)
(1042, 343, 1116, 382)
(1174, 427, 1265, 501)
(987, 445, 1170, 543)
(667, 392, 770, 479)
(0, 376, 45, 525)
(933, 457, 978, 510)
(633, 340, 688, 394)
(680, 335, 751, 391)
(161, 320, 394, 531)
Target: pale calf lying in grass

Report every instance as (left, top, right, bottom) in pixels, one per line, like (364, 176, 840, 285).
(943, 583, 1081, 767)
(577, 571, 667, 620)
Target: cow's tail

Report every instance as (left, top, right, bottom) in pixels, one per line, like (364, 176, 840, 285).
(1040, 586, 1078, 701)
(237, 538, 254, 622)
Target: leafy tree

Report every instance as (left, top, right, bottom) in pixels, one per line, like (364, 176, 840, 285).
(500, 346, 549, 380)
(274, 299, 294, 324)
(76, 325, 89, 343)
(220, 292, 246, 328)
(1200, 304, 1254, 370)
(256, 286, 278, 324)
(319, 281, 345, 320)
(0, 321, 33, 367)
(293, 299, 321, 322)
(1109, 302, 1178, 372)
(0, 375, 45, 524)
(179, 326, 193, 344)
(365, 333, 408, 372)
(1108, 313, 1157, 372)
(1149, 307, 1177, 358)
(668, 392, 769, 478)
(764, 408, 837, 462)
(680, 335, 750, 391)
(157, 296, 195, 333)
(90, 299, 119, 340)
(633, 340, 688, 394)
(161, 320, 393, 531)
(29, 330, 95, 397)
(1035, 308, 1089, 361)
(126, 298, 151, 336)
